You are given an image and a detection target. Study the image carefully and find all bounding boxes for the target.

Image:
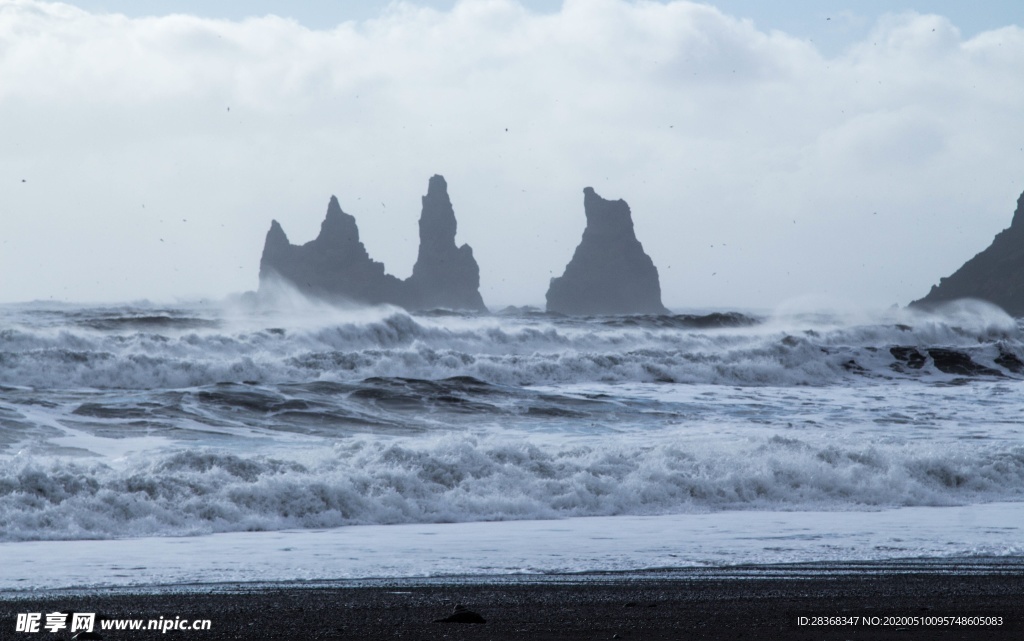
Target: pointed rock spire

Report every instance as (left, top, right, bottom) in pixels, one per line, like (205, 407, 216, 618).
(407, 175, 487, 311)
(308, 195, 371, 264)
(1012, 190, 1024, 229)
(417, 175, 458, 251)
(258, 221, 290, 282)
(265, 220, 289, 248)
(546, 187, 668, 315)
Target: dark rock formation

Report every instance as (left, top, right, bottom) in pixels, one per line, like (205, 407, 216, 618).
(259, 176, 486, 311)
(927, 348, 1003, 377)
(259, 196, 408, 306)
(546, 187, 669, 315)
(911, 190, 1024, 316)
(405, 175, 487, 311)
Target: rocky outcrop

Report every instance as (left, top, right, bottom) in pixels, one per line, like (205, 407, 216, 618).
(911, 190, 1024, 317)
(546, 187, 668, 315)
(405, 175, 486, 312)
(259, 196, 407, 306)
(259, 176, 486, 311)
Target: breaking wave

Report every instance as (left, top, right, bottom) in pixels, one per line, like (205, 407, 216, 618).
(0, 301, 1021, 389)
(2, 433, 1023, 541)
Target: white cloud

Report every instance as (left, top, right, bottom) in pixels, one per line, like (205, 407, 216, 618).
(0, 0, 1022, 309)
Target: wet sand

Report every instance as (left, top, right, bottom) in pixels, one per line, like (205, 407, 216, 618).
(3, 561, 1022, 640)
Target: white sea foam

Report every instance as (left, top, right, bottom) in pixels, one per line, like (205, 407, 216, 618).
(2, 300, 1023, 583)
(2, 431, 1023, 541)
(0, 300, 1020, 389)
(3, 503, 1023, 590)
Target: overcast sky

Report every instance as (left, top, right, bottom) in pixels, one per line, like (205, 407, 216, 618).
(2, 0, 1022, 310)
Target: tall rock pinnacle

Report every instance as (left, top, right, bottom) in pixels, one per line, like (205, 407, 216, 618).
(911, 189, 1024, 316)
(546, 187, 669, 315)
(406, 175, 487, 312)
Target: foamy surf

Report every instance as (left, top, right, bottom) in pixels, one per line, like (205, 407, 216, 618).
(1, 300, 1020, 390)
(1, 299, 1023, 587)
(2, 503, 1021, 590)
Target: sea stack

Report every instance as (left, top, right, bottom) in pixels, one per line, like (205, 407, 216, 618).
(546, 187, 669, 315)
(259, 196, 408, 305)
(405, 175, 487, 312)
(911, 189, 1024, 317)
(258, 176, 486, 311)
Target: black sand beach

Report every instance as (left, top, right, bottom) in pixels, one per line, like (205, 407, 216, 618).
(3, 560, 1022, 640)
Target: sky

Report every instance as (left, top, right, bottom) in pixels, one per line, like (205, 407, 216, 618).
(1, 0, 1022, 310)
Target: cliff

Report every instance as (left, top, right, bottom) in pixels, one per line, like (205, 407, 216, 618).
(546, 187, 669, 315)
(911, 190, 1024, 317)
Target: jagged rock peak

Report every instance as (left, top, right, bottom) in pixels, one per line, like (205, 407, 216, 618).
(1011, 190, 1024, 229)
(408, 174, 487, 312)
(258, 195, 404, 306)
(546, 187, 668, 315)
(265, 220, 288, 246)
(910, 188, 1024, 317)
(416, 175, 459, 253)
(313, 196, 362, 249)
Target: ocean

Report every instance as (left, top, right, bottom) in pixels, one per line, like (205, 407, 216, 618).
(1, 296, 1023, 590)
